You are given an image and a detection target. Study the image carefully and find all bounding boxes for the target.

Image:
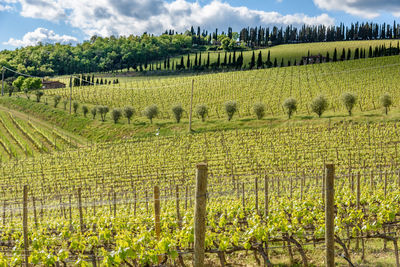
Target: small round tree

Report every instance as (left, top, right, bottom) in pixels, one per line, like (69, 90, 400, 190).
(224, 100, 237, 121)
(196, 104, 208, 122)
(144, 105, 158, 123)
(253, 102, 266, 120)
(283, 98, 297, 119)
(53, 95, 61, 108)
(380, 93, 392, 115)
(73, 101, 79, 114)
(341, 92, 357, 116)
(111, 109, 122, 124)
(91, 107, 97, 119)
(82, 105, 89, 117)
(172, 104, 184, 123)
(98, 106, 109, 122)
(124, 106, 135, 124)
(35, 90, 44, 103)
(63, 100, 68, 110)
(310, 95, 328, 118)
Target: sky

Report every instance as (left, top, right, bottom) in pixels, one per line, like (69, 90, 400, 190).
(0, 0, 399, 50)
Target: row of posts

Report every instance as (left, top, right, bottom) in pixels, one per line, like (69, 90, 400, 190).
(21, 163, 334, 266)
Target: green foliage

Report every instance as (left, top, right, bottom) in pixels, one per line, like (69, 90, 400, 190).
(224, 101, 237, 121)
(53, 95, 61, 108)
(35, 90, 44, 103)
(123, 106, 135, 124)
(341, 92, 357, 116)
(111, 109, 122, 124)
(253, 102, 266, 120)
(98, 106, 110, 122)
(171, 104, 184, 123)
(12, 76, 25, 91)
(310, 95, 328, 117)
(144, 105, 158, 123)
(283, 98, 297, 119)
(22, 77, 42, 91)
(91, 107, 97, 119)
(82, 105, 89, 117)
(196, 104, 208, 122)
(380, 93, 392, 115)
(72, 101, 79, 114)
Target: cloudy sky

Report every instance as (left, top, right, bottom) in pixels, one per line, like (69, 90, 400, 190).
(0, 0, 399, 50)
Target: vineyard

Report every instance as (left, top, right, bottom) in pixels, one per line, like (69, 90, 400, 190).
(50, 55, 400, 122)
(0, 119, 400, 265)
(0, 109, 80, 161)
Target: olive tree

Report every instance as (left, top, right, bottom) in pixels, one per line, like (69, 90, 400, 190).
(310, 95, 328, 118)
(63, 100, 68, 110)
(283, 98, 297, 119)
(224, 100, 237, 121)
(53, 95, 61, 108)
(98, 106, 110, 122)
(144, 105, 158, 123)
(111, 108, 122, 124)
(91, 107, 97, 119)
(172, 104, 184, 123)
(341, 92, 357, 116)
(82, 105, 89, 117)
(196, 104, 208, 122)
(253, 102, 266, 120)
(380, 93, 392, 115)
(124, 106, 135, 124)
(73, 101, 79, 114)
(35, 90, 44, 102)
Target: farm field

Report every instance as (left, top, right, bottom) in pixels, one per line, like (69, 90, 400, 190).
(0, 120, 399, 265)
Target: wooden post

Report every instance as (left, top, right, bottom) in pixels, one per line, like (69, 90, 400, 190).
(255, 176, 259, 212)
(78, 188, 84, 233)
(264, 175, 269, 217)
(154, 186, 162, 264)
(32, 196, 38, 228)
(176, 185, 182, 229)
(325, 164, 335, 267)
(356, 172, 361, 250)
(113, 191, 117, 218)
(188, 79, 194, 132)
(242, 182, 245, 211)
(69, 76, 72, 115)
(23, 185, 29, 267)
(194, 163, 208, 267)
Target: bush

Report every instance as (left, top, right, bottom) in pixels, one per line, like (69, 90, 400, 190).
(124, 106, 135, 124)
(98, 106, 109, 122)
(380, 93, 392, 115)
(53, 95, 61, 108)
(35, 90, 44, 102)
(283, 98, 297, 119)
(341, 92, 357, 116)
(224, 100, 237, 121)
(143, 105, 158, 123)
(253, 102, 265, 120)
(196, 104, 208, 122)
(82, 106, 89, 117)
(91, 107, 97, 119)
(310, 95, 328, 117)
(63, 100, 68, 110)
(111, 109, 122, 124)
(172, 104, 184, 123)
(73, 101, 79, 114)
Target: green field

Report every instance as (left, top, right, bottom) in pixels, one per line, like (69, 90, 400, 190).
(1, 48, 400, 265)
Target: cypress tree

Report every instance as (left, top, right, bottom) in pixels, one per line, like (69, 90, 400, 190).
(306, 50, 310, 64)
(266, 50, 272, 67)
(228, 53, 232, 66)
(319, 54, 323, 63)
(224, 52, 227, 66)
(326, 51, 330, 62)
(186, 54, 191, 69)
(100, 78, 103, 85)
(217, 53, 220, 67)
(194, 53, 198, 66)
(198, 53, 202, 66)
(273, 58, 278, 67)
(256, 51, 263, 68)
(233, 51, 236, 65)
(354, 48, 359, 59)
(363, 49, 366, 58)
(341, 48, 346, 61)
(287, 60, 291, 66)
(167, 57, 170, 69)
(347, 48, 351, 60)
(333, 48, 337, 62)
(369, 46, 373, 57)
(180, 56, 184, 69)
(280, 58, 284, 67)
(206, 53, 210, 68)
(249, 51, 255, 69)
(294, 59, 297, 66)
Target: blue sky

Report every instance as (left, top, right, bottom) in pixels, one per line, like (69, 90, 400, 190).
(0, 0, 399, 50)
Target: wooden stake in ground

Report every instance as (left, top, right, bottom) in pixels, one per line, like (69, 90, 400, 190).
(78, 188, 84, 233)
(154, 186, 162, 264)
(23, 185, 29, 267)
(325, 164, 335, 267)
(188, 79, 194, 132)
(194, 163, 208, 267)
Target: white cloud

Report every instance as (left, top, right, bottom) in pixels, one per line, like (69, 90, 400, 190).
(314, 0, 400, 18)
(0, 4, 12, 11)
(4, 27, 78, 47)
(12, 0, 335, 38)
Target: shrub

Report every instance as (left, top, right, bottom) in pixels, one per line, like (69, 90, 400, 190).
(73, 101, 79, 114)
(310, 95, 328, 118)
(111, 109, 122, 124)
(380, 93, 392, 115)
(172, 104, 184, 123)
(253, 102, 265, 120)
(283, 98, 297, 119)
(82, 106, 89, 117)
(91, 107, 97, 119)
(196, 104, 208, 122)
(224, 100, 237, 121)
(341, 92, 357, 116)
(124, 106, 135, 124)
(35, 90, 44, 102)
(63, 100, 68, 110)
(53, 95, 61, 108)
(143, 105, 158, 123)
(98, 106, 110, 122)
